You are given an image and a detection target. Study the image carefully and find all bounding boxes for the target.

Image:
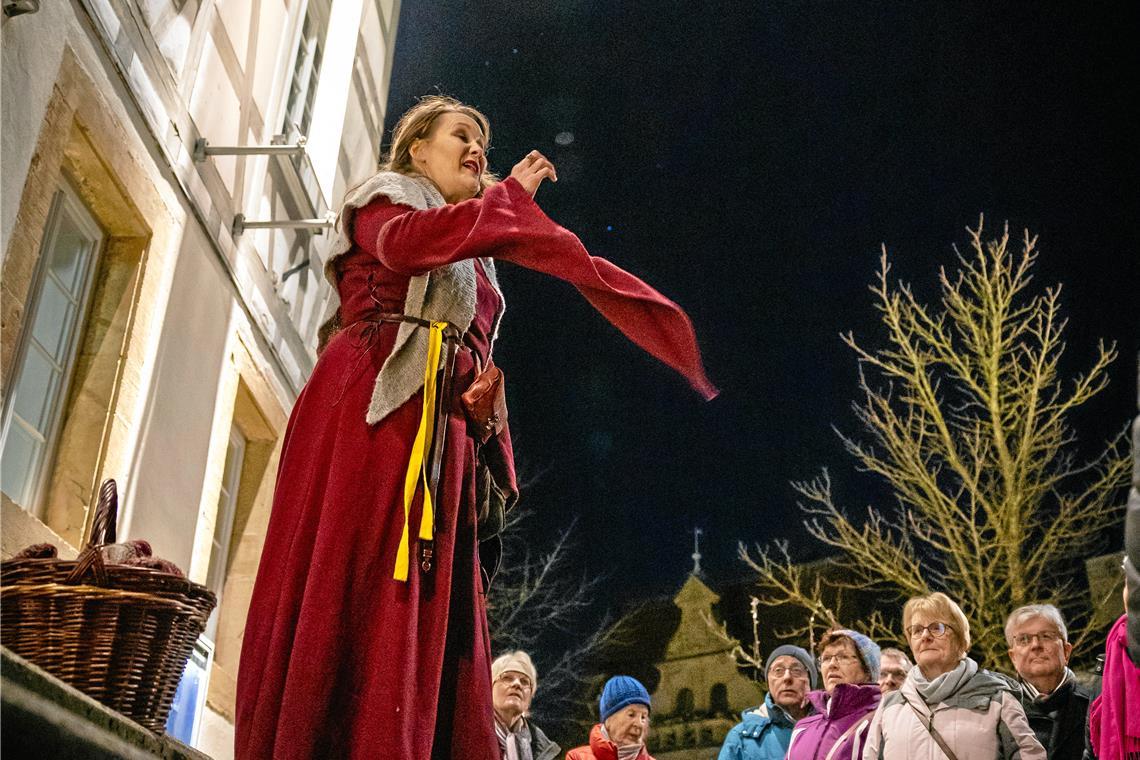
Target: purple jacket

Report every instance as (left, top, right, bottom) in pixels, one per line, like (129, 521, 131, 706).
(785, 683, 881, 760)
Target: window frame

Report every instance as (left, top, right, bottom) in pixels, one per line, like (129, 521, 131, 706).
(1, 178, 103, 516)
(203, 424, 246, 642)
(280, 0, 330, 139)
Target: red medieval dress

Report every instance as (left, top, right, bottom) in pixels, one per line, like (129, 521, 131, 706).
(235, 176, 715, 760)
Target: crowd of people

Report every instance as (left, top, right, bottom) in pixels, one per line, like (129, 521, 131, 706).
(230, 90, 1139, 760)
(492, 587, 1139, 760)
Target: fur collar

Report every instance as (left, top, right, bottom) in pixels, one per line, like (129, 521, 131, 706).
(319, 171, 505, 423)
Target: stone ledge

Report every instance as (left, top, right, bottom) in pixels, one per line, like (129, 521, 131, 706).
(1, 646, 212, 759)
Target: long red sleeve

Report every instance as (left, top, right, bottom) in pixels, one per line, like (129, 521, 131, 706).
(374, 178, 718, 400)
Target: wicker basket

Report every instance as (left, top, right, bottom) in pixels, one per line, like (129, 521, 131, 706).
(0, 481, 216, 732)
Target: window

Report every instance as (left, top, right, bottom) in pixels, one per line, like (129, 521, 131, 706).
(166, 637, 213, 744)
(674, 687, 694, 718)
(709, 682, 728, 715)
(167, 424, 244, 745)
(281, 3, 327, 137)
(205, 425, 246, 641)
(1, 181, 102, 515)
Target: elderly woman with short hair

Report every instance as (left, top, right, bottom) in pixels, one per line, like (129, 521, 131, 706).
(567, 676, 655, 760)
(863, 592, 1045, 760)
(491, 651, 559, 760)
(786, 629, 882, 760)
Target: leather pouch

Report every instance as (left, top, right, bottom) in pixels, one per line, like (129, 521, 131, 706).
(461, 359, 507, 443)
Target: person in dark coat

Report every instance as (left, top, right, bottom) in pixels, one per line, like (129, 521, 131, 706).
(1004, 604, 1091, 760)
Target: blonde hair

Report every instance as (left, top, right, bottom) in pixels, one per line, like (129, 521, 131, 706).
(383, 95, 497, 193)
(902, 592, 971, 656)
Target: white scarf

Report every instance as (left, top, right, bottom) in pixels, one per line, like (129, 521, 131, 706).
(1021, 667, 1074, 700)
(495, 716, 532, 760)
(318, 172, 505, 423)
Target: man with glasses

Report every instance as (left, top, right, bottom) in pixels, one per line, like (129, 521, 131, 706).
(877, 648, 911, 694)
(1005, 604, 1091, 760)
(718, 645, 817, 760)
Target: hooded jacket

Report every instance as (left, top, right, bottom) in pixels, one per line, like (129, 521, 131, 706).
(717, 693, 801, 760)
(787, 683, 880, 760)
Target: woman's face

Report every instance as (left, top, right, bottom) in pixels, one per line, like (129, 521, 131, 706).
(410, 112, 487, 204)
(604, 704, 649, 746)
(819, 638, 869, 692)
(907, 612, 962, 678)
(491, 670, 534, 728)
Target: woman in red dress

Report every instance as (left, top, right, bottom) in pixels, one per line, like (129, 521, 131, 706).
(235, 96, 716, 759)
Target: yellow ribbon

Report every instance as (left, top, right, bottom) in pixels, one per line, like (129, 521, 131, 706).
(394, 321, 447, 581)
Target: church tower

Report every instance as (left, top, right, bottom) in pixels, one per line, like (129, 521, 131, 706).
(647, 535, 764, 757)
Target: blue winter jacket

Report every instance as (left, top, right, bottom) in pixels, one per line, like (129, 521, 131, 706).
(718, 693, 799, 760)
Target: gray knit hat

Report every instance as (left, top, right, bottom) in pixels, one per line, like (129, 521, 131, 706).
(764, 645, 818, 689)
(822, 629, 882, 683)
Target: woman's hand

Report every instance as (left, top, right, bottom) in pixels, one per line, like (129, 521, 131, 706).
(509, 151, 557, 197)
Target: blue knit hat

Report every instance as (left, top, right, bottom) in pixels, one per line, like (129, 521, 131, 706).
(764, 644, 818, 689)
(826, 629, 881, 683)
(599, 675, 651, 721)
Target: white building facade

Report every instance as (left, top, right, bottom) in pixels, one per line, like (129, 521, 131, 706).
(1, 0, 400, 753)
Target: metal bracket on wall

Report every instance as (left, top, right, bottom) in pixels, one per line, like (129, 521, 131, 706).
(192, 138, 308, 162)
(231, 213, 336, 237)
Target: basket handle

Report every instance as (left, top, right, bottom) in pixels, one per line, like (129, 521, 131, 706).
(65, 545, 109, 585)
(65, 478, 117, 585)
(88, 479, 118, 547)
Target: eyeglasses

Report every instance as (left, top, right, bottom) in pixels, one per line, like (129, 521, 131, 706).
(768, 665, 808, 678)
(1011, 631, 1064, 648)
(495, 673, 534, 690)
(819, 653, 859, 666)
(906, 622, 953, 639)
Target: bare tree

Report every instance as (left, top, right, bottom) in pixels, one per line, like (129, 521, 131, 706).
(740, 220, 1130, 666)
(487, 498, 623, 742)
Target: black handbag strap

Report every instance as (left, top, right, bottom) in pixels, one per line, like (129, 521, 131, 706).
(904, 698, 961, 760)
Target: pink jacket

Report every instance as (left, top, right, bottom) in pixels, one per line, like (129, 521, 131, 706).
(1088, 614, 1140, 760)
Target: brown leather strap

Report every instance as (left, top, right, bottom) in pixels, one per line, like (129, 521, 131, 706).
(904, 698, 960, 760)
(364, 311, 463, 339)
(344, 312, 464, 346)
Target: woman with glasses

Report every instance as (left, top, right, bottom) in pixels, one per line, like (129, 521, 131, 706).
(785, 629, 882, 760)
(863, 592, 1045, 759)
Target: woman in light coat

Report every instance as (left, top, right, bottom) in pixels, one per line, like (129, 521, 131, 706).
(863, 592, 1045, 760)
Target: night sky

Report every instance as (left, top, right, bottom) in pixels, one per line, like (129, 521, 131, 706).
(385, 2, 1140, 609)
